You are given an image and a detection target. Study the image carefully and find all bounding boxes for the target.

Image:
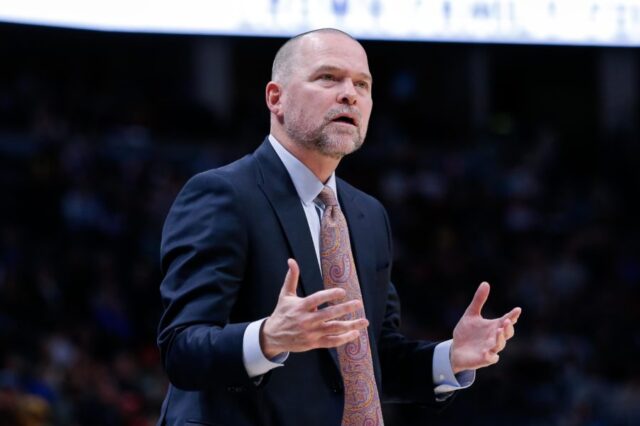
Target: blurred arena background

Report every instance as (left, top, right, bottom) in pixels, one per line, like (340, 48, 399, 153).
(0, 1, 639, 425)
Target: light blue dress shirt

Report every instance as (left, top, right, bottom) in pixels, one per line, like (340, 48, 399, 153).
(242, 135, 475, 398)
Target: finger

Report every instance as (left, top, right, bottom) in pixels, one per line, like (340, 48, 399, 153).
(493, 328, 506, 353)
(503, 319, 515, 340)
(317, 330, 361, 349)
(321, 318, 369, 335)
(280, 258, 300, 296)
(314, 299, 363, 323)
(464, 282, 490, 317)
(505, 307, 522, 324)
(484, 350, 500, 364)
(302, 287, 348, 310)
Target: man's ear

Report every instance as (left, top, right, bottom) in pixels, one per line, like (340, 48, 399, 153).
(265, 81, 283, 117)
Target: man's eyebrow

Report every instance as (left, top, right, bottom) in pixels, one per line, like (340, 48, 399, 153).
(313, 65, 372, 82)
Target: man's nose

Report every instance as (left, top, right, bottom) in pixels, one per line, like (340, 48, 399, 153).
(337, 80, 357, 105)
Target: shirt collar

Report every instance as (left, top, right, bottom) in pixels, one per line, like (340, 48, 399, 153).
(268, 134, 337, 206)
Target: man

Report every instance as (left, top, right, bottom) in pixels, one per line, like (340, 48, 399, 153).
(157, 28, 521, 426)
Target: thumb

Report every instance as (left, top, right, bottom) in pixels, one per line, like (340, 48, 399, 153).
(281, 258, 300, 296)
(465, 281, 490, 317)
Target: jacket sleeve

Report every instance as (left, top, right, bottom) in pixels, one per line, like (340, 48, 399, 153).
(157, 171, 253, 391)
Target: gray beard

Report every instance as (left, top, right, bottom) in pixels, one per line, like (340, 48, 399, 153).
(285, 121, 364, 160)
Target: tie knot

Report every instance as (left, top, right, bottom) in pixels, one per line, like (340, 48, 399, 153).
(317, 186, 338, 207)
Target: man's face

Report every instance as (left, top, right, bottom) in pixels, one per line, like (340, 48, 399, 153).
(279, 33, 373, 159)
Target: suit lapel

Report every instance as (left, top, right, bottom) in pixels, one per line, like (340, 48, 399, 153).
(254, 140, 324, 299)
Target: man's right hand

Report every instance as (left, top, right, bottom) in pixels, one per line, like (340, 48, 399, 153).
(260, 258, 368, 359)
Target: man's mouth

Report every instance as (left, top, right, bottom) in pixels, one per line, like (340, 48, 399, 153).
(330, 115, 358, 127)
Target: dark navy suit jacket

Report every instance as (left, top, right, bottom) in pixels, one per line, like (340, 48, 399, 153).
(157, 140, 445, 425)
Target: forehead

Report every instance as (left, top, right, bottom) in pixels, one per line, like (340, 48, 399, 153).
(294, 33, 371, 78)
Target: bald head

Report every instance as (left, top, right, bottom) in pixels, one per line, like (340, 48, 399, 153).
(271, 28, 359, 84)
(265, 27, 373, 169)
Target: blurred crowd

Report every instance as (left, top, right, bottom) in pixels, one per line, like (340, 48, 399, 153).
(1, 27, 639, 426)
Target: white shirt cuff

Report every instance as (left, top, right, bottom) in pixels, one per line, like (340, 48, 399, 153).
(242, 318, 289, 378)
(432, 339, 475, 398)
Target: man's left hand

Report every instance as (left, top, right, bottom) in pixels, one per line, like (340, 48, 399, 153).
(450, 282, 521, 374)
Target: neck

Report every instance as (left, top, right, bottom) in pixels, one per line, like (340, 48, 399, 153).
(271, 129, 340, 183)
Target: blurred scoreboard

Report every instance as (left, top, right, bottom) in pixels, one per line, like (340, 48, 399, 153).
(1, 0, 639, 46)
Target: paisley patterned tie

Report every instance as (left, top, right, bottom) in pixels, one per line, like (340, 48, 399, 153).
(317, 186, 384, 426)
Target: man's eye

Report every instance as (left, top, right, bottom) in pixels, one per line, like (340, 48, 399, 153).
(320, 74, 335, 81)
(356, 81, 369, 89)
